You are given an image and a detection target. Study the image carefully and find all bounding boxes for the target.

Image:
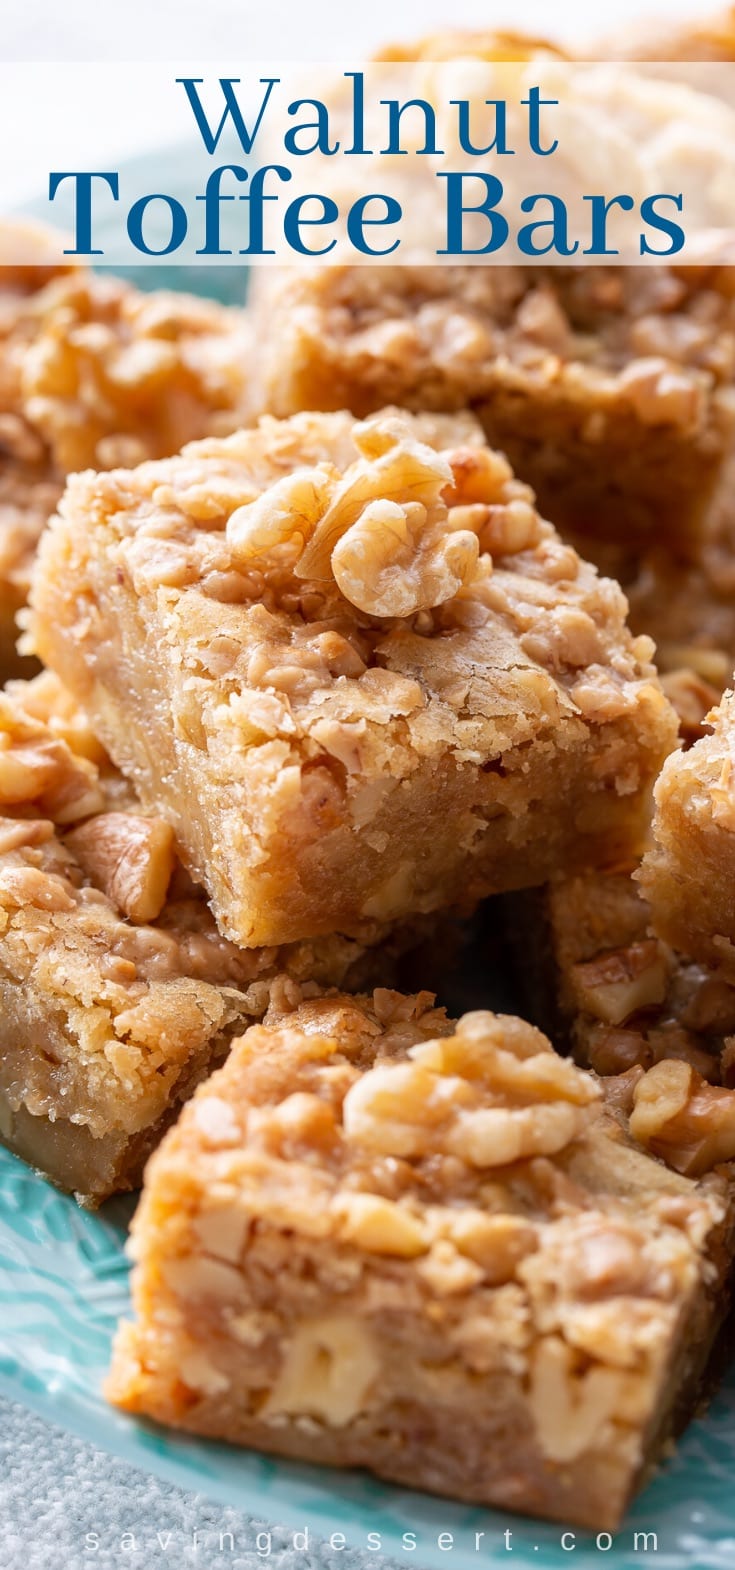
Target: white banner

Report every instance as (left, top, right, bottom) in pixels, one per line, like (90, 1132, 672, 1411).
(3, 60, 735, 264)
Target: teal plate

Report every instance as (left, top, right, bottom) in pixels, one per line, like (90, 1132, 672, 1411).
(7, 165, 735, 1570)
(2, 1141, 735, 1570)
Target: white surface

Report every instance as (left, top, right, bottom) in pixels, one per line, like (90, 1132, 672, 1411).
(1, 1395, 392, 1570)
(0, 0, 705, 208)
(0, 0, 700, 60)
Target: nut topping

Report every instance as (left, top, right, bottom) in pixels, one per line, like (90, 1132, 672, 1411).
(298, 415, 481, 615)
(570, 940, 669, 1026)
(630, 1058, 735, 1176)
(263, 1314, 380, 1427)
(331, 497, 479, 618)
(0, 693, 104, 823)
(226, 466, 335, 565)
(333, 1192, 428, 1257)
(342, 1010, 600, 1167)
(65, 811, 176, 923)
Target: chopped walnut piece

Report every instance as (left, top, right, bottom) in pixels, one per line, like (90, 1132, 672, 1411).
(331, 496, 479, 618)
(597, 1065, 645, 1119)
(0, 816, 54, 856)
(333, 1192, 428, 1257)
(443, 444, 514, 507)
(161, 1251, 244, 1306)
(65, 812, 176, 924)
(647, 1025, 721, 1082)
(480, 497, 542, 557)
(586, 1027, 652, 1078)
(263, 1314, 381, 1427)
(630, 1058, 735, 1176)
(0, 736, 67, 806)
(0, 691, 103, 822)
(529, 1335, 632, 1464)
(9, 669, 108, 765)
(618, 357, 703, 428)
(569, 940, 669, 1026)
(445, 1210, 538, 1280)
(0, 863, 75, 912)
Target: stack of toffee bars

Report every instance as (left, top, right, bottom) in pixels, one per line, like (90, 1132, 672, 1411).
(5, 12, 735, 1532)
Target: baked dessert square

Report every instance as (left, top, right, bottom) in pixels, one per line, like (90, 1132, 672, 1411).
(248, 264, 735, 550)
(106, 992, 735, 1530)
(641, 689, 735, 979)
(508, 866, 735, 1177)
(29, 407, 677, 948)
(0, 673, 367, 1204)
(0, 237, 252, 679)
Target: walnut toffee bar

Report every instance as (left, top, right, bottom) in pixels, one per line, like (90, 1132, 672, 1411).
(558, 445, 735, 729)
(248, 264, 735, 552)
(0, 672, 368, 1202)
(28, 407, 676, 948)
(0, 226, 252, 678)
(106, 993, 735, 1531)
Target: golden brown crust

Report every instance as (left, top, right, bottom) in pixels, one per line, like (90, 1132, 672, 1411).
(107, 995, 734, 1531)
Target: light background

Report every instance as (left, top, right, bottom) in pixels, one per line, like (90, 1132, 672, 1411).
(0, 0, 697, 59)
(0, 0, 703, 208)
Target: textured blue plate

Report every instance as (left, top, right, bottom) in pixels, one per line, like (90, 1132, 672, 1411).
(6, 166, 735, 1569)
(1, 1142, 735, 1570)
